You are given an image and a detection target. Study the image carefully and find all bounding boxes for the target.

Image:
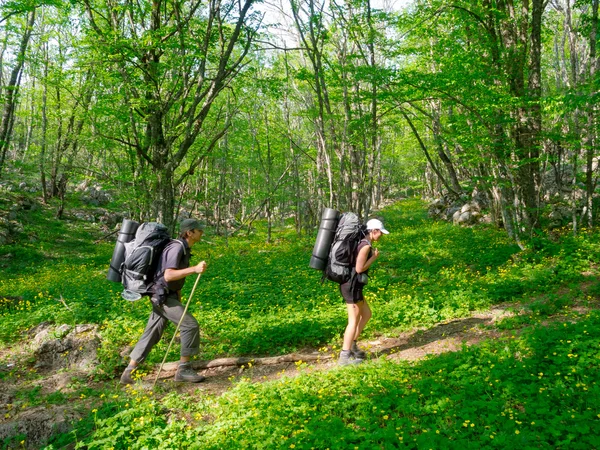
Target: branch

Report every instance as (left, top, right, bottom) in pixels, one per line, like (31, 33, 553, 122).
(0, 0, 49, 24)
(94, 228, 119, 244)
(287, 135, 316, 163)
(55, 295, 73, 312)
(388, 79, 495, 133)
(399, 107, 461, 198)
(160, 0, 203, 44)
(252, 39, 306, 52)
(174, 121, 231, 187)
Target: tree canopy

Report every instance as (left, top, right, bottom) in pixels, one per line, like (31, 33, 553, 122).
(1, 0, 598, 242)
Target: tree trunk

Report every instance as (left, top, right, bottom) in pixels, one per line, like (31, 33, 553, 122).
(491, 0, 544, 239)
(264, 106, 273, 243)
(40, 41, 48, 203)
(401, 109, 460, 198)
(0, 9, 35, 174)
(155, 163, 175, 228)
(282, 48, 303, 235)
(291, 0, 336, 209)
(365, 0, 377, 218)
(431, 101, 463, 196)
(21, 84, 33, 162)
(585, 0, 599, 227)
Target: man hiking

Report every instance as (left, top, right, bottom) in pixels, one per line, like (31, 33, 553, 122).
(120, 218, 207, 384)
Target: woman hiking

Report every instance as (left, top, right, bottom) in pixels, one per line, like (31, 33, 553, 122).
(338, 218, 389, 366)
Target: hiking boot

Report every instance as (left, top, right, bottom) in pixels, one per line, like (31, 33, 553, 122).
(120, 366, 136, 385)
(351, 348, 366, 359)
(174, 363, 206, 383)
(338, 350, 363, 366)
(351, 341, 367, 360)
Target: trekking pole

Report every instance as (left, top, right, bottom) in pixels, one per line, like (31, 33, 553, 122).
(153, 273, 202, 388)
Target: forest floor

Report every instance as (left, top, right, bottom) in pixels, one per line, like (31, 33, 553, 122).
(1, 287, 599, 448)
(161, 295, 598, 398)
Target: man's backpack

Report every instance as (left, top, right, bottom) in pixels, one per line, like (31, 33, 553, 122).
(121, 222, 172, 296)
(324, 212, 366, 284)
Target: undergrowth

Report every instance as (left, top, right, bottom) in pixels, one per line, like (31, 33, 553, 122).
(3, 198, 599, 368)
(46, 310, 600, 449)
(1, 193, 600, 448)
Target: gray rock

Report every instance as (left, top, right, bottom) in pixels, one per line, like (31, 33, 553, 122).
(10, 221, 24, 233)
(548, 205, 572, 229)
(31, 322, 54, 347)
(454, 208, 480, 226)
(74, 212, 95, 222)
(80, 183, 113, 206)
(33, 324, 100, 372)
(99, 211, 124, 227)
(430, 196, 485, 226)
(0, 405, 81, 449)
(75, 180, 90, 192)
(446, 206, 461, 220)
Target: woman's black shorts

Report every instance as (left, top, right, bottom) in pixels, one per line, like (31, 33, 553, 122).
(340, 281, 364, 304)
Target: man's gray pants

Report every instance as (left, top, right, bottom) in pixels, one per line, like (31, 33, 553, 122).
(129, 293, 200, 364)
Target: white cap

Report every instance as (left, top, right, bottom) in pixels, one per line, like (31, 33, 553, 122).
(366, 218, 389, 234)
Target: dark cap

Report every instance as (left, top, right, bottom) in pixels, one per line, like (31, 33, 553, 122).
(180, 218, 205, 233)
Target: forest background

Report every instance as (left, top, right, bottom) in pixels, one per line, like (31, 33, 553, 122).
(1, 0, 598, 243)
(2, 0, 600, 448)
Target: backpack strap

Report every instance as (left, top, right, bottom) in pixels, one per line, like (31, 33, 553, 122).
(169, 238, 186, 254)
(352, 238, 369, 263)
(358, 238, 371, 250)
(153, 239, 185, 280)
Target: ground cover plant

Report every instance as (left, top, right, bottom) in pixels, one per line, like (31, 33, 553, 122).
(3, 198, 598, 363)
(72, 311, 600, 449)
(1, 193, 600, 448)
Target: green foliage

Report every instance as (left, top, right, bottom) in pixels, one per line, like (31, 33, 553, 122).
(3, 198, 599, 364)
(2, 196, 600, 448)
(73, 311, 600, 449)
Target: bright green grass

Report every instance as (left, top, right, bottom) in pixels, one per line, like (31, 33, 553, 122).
(2, 196, 600, 449)
(59, 310, 600, 450)
(2, 198, 599, 371)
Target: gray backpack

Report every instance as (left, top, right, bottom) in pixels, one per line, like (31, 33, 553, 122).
(324, 213, 366, 284)
(121, 222, 172, 296)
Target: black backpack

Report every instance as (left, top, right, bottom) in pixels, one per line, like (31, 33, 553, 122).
(324, 212, 366, 284)
(121, 222, 172, 296)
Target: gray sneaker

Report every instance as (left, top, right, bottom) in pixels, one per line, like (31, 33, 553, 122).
(351, 342, 366, 360)
(351, 348, 366, 359)
(120, 366, 136, 385)
(338, 350, 363, 366)
(174, 364, 206, 383)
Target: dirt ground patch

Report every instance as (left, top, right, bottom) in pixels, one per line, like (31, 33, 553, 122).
(122, 302, 519, 395)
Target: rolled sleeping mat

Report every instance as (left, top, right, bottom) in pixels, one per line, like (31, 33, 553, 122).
(107, 219, 140, 282)
(309, 208, 340, 270)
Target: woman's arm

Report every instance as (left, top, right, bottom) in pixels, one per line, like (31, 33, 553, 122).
(355, 245, 379, 273)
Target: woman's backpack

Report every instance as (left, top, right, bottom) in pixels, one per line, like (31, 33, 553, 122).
(324, 212, 366, 284)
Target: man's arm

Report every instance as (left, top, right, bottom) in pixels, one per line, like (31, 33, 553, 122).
(164, 261, 207, 282)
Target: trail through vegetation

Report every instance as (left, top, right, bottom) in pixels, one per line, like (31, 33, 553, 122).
(2, 0, 600, 446)
(1, 196, 600, 448)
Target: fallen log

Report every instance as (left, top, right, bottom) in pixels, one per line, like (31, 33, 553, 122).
(156, 352, 332, 377)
